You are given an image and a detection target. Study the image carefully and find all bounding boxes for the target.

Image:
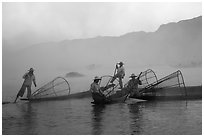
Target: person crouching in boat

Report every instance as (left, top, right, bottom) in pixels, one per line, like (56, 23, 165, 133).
(90, 76, 103, 95)
(90, 76, 106, 103)
(127, 73, 142, 97)
(14, 68, 37, 103)
(110, 62, 125, 89)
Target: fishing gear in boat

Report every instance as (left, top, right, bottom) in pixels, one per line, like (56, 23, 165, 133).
(137, 70, 187, 100)
(104, 63, 118, 88)
(99, 75, 119, 97)
(21, 77, 71, 101)
(137, 69, 158, 89)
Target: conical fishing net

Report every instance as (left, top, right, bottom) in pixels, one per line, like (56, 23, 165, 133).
(31, 77, 71, 99)
(140, 70, 186, 97)
(99, 75, 119, 97)
(137, 69, 158, 89)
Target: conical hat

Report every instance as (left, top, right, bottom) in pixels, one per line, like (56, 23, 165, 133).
(129, 73, 137, 78)
(94, 76, 101, 80)
(28, 68, 34, 72)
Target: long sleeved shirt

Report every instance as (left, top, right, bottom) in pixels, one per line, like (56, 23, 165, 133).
(127, 78, 141, 91)
(117, 66, 125, 77)
(23, 72, 36, 86)
(90, 82, 100, 93)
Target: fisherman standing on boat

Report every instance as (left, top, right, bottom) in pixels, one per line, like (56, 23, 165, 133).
(127, 73, 142, 97)
(14, 68, 37, 103)
(110, 62, 125, 89)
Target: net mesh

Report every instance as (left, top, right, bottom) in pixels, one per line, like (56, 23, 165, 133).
(140, 70, 186, 97)
(99, 75, 119, 97)
(138, 69, 158, 89)
(32, 77, 70, 99)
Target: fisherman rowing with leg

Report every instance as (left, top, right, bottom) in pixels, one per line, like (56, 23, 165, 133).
(14, 68, 37, 103)
(110, 62, 125, 89)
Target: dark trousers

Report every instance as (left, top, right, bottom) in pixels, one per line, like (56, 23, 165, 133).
(17, 84, 32, 98)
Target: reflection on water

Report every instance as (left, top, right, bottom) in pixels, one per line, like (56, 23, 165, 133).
(91, 104, 106, 134)
(128, 103, 142, 134)
(3, 102, 38, 135)
(16, 103, 37, 134)
(2, 98, 202, 135)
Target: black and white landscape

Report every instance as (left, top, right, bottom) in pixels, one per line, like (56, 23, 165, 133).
(2, 2, 202, 135)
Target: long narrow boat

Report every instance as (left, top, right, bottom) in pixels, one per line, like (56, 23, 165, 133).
(91, 89, 129, 104)
(20, 77, 71, 101)
(130, 70, 187, 101)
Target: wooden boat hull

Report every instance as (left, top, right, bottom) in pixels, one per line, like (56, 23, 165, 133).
(132, 94, 187, 101)
(130, 90, 187, 101)
(131, 70, 187, 101)
(20, 95, 71, 102)
(91, 93, 111, 104)
(91, 91, 128, 104)
(20, 91, 92, 102)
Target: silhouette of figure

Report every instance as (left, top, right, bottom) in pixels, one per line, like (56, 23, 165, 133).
(110, 62, 125, 89)
(14, 68, 37, 103)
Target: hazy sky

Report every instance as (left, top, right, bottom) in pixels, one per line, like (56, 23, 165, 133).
(2, 2, 202, 99)
(3, 2, 201, 50)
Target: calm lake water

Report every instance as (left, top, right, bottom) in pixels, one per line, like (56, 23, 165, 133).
(2, 97, 201, 135)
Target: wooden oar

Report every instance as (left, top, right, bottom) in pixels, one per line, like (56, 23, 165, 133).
(102, 63, 118, 97)
(105, 64, 117, 87)
(13, 95, 19, 103)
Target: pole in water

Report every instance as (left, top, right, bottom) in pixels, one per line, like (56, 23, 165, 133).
(13, 95, 19, 103)
(105, 64, 117, 87)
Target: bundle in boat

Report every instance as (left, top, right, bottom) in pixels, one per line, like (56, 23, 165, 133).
(28, 77, 71, 101)
(138, 70, 187, 100)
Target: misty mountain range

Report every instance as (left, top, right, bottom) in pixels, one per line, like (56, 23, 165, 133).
(3, 16, 202, 75)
